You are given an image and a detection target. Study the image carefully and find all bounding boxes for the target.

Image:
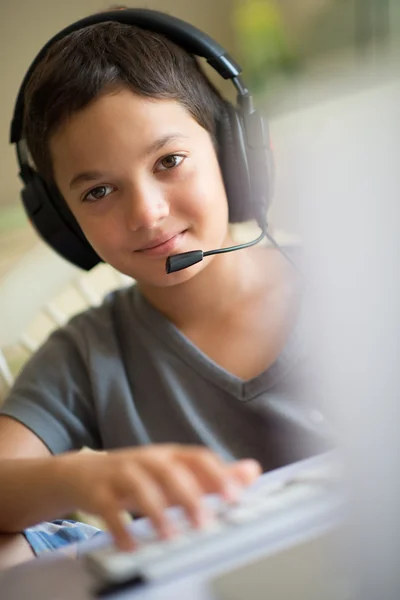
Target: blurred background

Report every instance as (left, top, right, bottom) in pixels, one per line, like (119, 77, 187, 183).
(0, 0, 399, 379)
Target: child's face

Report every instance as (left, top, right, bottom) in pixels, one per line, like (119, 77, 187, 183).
(50, 88, 230, 286)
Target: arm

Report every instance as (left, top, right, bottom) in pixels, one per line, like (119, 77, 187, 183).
(0, 415, 52, 459)
(0, 455, 70, 532)
(0, 323, 100, 533)
(0, 320, 101, 531)
(0, 440, 260, 550)
(0, 415, 65, 533)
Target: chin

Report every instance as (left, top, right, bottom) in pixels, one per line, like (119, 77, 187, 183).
(142, 262, 207, 288)
(162, 263, 207, 286)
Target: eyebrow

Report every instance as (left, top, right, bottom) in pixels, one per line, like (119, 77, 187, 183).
(69, 133, 188, 189)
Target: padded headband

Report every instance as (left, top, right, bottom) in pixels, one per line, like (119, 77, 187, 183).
(10, 8, 247, 145)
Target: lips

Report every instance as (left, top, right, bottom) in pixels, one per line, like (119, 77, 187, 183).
(137, 233, 180, 251)
(136, 230, 187, 257)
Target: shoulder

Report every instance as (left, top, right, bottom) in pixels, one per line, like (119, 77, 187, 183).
(7, 285, 136, 394)
(69, 284, 132, 326)
(56, 284, 135, 356)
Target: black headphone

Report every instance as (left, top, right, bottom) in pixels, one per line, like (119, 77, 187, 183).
(10, 9, 274, 271)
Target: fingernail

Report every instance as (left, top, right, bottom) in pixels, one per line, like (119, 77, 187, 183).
(240, 459, 262, 474)
(235, 460, 262, 482)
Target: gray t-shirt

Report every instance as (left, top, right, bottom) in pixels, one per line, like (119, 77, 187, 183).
(1, 283, 331, 471)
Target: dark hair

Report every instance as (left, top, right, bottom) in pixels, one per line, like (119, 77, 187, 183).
(23, 21, 225, 184)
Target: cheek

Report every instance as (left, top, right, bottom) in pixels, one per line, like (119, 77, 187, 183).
(68, 207, 123, 257)
(86, 223, 121, 255)
(177, 161, 228, 222)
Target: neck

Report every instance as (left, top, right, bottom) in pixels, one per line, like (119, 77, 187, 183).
(138, 234, 261, 328)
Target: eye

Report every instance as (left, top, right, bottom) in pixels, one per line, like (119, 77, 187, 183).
(82, 184, 115, 203)
(156, 154, 185, 172)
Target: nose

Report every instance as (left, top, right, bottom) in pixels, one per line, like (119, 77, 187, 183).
(124, 182, 170, 231)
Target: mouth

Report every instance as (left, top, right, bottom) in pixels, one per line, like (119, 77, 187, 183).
(136, 230, 188, 257)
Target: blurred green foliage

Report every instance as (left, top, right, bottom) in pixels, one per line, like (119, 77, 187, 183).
(232, 0, 394, 96)
(233, 1, 299, 93)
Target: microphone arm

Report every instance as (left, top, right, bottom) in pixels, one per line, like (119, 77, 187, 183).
(165, 229, 266, 274)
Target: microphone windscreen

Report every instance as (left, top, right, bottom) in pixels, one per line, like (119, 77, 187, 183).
(166, 250, 204, 274)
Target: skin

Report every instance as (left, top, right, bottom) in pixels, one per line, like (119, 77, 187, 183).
(0, 86, 295, 567)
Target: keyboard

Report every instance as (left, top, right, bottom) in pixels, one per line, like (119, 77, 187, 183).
(83, 457, 343, 594)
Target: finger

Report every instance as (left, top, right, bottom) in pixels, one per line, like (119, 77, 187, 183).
(118, 463, 172, 539)
(177, 448, 237, 499)
(147, 460, 207, 529)
(227, 459, 262, 486)
(97, 495, 135, 552)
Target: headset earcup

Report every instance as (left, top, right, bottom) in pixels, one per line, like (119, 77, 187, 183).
(21, 173, 100, 270)
(217, 101, 274, 225)
(217, 102, 254, 223)
(245, 110, 275, 220)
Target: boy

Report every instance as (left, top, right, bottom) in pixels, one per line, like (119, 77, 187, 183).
(0, 16, 329, 564)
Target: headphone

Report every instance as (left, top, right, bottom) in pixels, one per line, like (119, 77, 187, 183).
(10, 9, 274, 271)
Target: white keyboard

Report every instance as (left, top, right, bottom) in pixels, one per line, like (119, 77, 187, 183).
(83, 459, 343, 594)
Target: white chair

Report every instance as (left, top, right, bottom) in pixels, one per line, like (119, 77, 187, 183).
(0, 241, 131, 404)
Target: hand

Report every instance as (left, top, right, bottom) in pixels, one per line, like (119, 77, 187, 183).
(56, 445, 261, 551)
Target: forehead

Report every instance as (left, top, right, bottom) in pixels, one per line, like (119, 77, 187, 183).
(50, 89, 202, 174)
